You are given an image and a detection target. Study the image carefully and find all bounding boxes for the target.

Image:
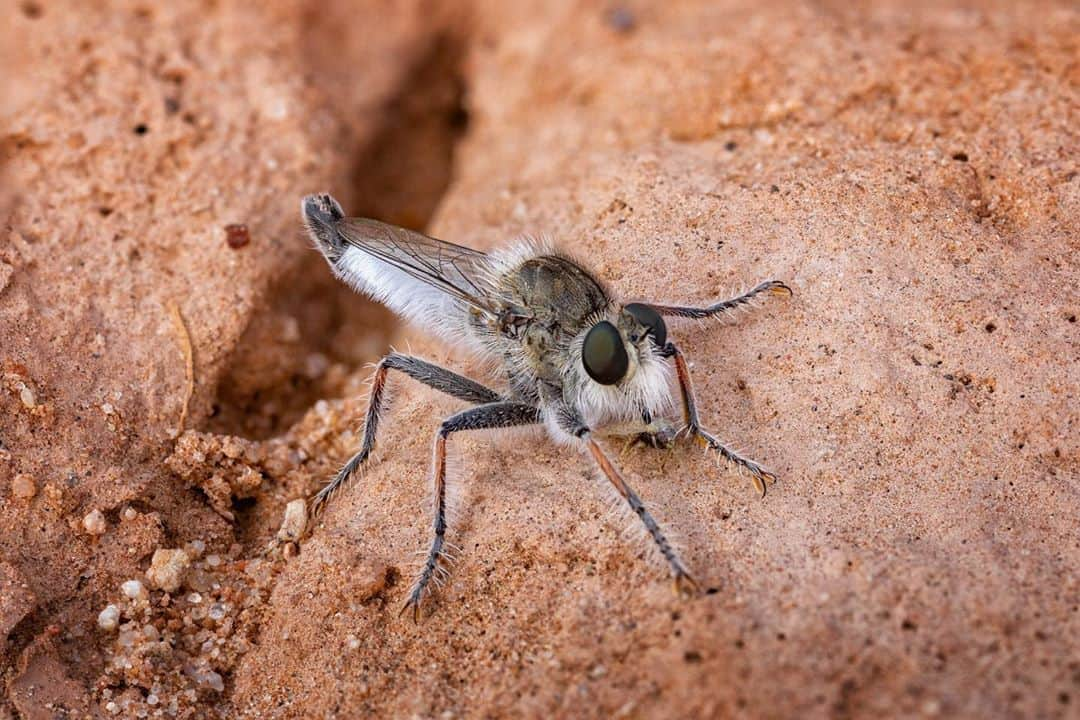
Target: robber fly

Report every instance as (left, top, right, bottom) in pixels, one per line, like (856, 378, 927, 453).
(300, 193, 791, 618)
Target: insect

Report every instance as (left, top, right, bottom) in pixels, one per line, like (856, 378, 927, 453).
(300, 193, 791, 618)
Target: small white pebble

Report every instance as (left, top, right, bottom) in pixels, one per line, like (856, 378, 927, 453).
(346, 635, 360, 651)
(187, 592, 202, 604)
(208, 602, 227, 622)
(97, 605, 120, 632)
(146, 694, 159, 706)
(101, 402, 114, 415)
(277, 499, 307, 543)
(105, 701, 118, 714)
(122, 507, 137, 521)
(205, 670, 225, 693)
(121, 579, 146, 601)
(18, 383, 36, 409)
(83, 509, 107, 536)
(205, 554, 221, 568)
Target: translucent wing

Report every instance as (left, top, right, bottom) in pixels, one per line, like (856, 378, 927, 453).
(335, 218, 497, 313)
(322, 216, 501, 340)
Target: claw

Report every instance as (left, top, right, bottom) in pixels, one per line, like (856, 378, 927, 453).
(769, 281, 793, 297)
(673, 571, 702, 598)
(752, 473, 767, 498)
(400, 596, 422, 623)
(754, 469, 779, 498)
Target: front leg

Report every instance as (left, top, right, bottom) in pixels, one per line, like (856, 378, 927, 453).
(651, 280, 791, 320)
(554, 406, 698, 595)
(665, 342, 778, 498)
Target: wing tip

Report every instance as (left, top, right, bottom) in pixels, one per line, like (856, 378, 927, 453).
(301, 193, 347, 262)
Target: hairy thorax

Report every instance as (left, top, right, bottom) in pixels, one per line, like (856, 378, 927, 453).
(498, 255, 609, 382)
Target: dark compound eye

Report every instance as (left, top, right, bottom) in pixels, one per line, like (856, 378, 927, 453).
(623, 303, 667, 349)
(582, 321, 629, 385)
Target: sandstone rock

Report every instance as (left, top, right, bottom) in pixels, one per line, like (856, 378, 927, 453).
(2, 1, 1076, 718)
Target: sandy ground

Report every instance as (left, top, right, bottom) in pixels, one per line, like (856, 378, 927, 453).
(1, 1, 1077, 718)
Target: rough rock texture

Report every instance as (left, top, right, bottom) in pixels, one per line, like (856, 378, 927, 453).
(2, 1, 1077, 718)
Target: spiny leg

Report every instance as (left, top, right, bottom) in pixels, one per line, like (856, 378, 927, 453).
(308, 353, 503, 521)
(585, 434, 698, 596)
(651, 280, 791, 319)
(403, 401, 540, 620)
(667, 342, 777, 497)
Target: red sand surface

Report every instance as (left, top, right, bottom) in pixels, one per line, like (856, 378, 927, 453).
(1, 1, 1077, 718)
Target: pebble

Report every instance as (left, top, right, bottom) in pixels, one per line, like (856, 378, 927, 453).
(98, 604, 120, 631)
(12, 473, 36, 499)
(121, 579, 147, 602)
(146, 548, 191, 593)
(186, 539, 206, 559)
(83, 509, 108, 535)
(187, 665, 225, 693)
(276, 499, 307, 543)
(17, 383, 36, 408)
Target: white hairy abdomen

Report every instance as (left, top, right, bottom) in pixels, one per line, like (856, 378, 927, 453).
(335, 245, 473, 344)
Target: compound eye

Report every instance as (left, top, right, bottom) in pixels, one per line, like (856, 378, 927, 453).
(582, 321, 629, 385)
(623, 303, 667, 349)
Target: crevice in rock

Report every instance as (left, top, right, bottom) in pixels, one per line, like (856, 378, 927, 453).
(206, 30, 469, 442)
(347, 31, 470, 228)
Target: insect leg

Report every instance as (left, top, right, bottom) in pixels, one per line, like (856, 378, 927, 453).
(585, 434, 699, 596)
(308, 353, 503, 520)
(403, 401, 541, 620)
(666, 342, 777, 497)
(651, 280, 791, 319)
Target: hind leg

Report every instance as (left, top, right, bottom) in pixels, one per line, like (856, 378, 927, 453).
(307, 353, 503, 521)
(402, 401, 540, 620)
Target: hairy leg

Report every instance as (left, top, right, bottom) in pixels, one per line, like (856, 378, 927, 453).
(308, 353, 503, 520)
(666, 342, 777, 497)
(404, 401, 541, 619)
(586, 436, 698, 594)
(651, 280, 791, 319)
(552, 405, 697, 594)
